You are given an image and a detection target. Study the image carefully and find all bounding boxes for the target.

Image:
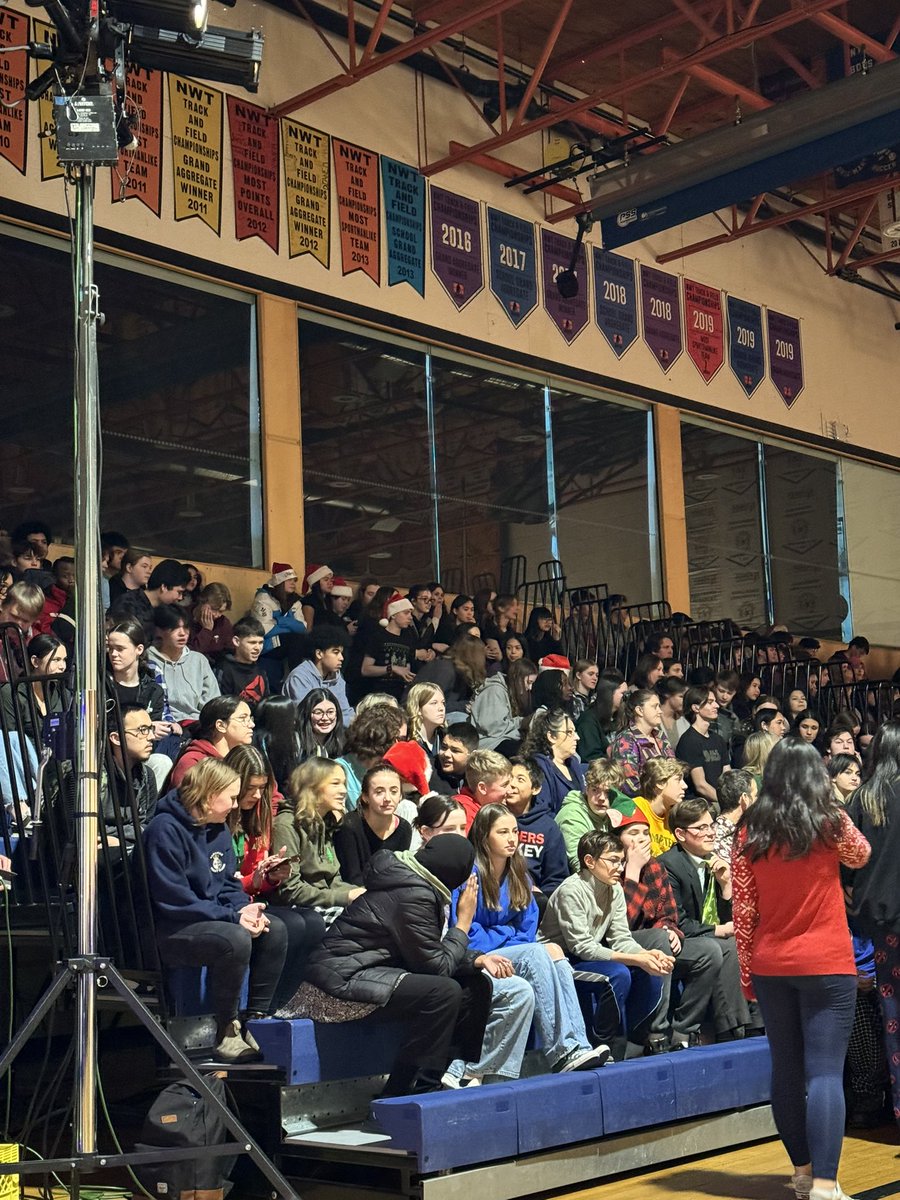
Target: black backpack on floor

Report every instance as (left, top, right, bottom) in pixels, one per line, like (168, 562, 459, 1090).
(135, 1073, 238, 1200)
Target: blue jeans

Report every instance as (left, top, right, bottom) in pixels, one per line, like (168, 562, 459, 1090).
(445, 974, 535, 1081)
(503, 944, 590, 1067)
(753, 973, 857, 1180)
(574, 959, 664, 1049)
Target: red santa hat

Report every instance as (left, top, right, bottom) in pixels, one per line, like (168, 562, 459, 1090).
(539, 654, 571, 672)
(268, 562, 297, 587)
(303, 563, 333, 591)
(379, 592, 413, 627)
(331, 577, 353, 599)
(383, 741, 431, 797)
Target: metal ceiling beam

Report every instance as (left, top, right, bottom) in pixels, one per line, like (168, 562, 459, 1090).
(270, 0, 528, 116)
(810, 12, 897, 64)
(837, 244, 900, 273)
(446, 140, 582, 202)
(509, 0, 574, 131)
(544, 94, 635, 138)
(668, 54, 773, 111)
(420, 0, 849, 175)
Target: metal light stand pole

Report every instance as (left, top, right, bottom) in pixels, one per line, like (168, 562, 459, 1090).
(0, 113, 300, 1200)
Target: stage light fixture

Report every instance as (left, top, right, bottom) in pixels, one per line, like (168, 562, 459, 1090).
(110, 0, 208, 36)
(128, 23, 263, 90)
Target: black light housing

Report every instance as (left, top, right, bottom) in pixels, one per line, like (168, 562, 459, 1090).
(129, 23, 263, 91)
(110, 0, 208, 36)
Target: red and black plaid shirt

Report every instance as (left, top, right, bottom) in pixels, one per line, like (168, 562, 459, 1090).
(622, 858, 684, 942)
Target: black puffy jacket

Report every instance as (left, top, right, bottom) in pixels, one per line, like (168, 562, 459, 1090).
(303, 849, 477, 1006)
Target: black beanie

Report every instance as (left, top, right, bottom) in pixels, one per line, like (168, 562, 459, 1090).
(415, 833, 475, 891)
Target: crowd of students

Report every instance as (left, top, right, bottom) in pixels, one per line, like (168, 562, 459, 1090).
(1, 526, 899, 1200)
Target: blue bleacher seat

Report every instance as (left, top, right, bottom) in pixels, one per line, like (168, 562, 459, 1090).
(246, 1017, 405, 1084)
(513, 1072, 603, 1153)
(597, 1057, 677, 1134)
(670, 1041, 743, 1118)
(734, 1037, 771, 1107)
(371, 1086, 518, 1171)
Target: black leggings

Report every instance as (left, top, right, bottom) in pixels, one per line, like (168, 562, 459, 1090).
(371, 972, 492, 1096)
(159, 917, 288, 1025)
(267, 905, 327, 1009)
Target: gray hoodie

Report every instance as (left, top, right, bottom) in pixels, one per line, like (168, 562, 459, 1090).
(147, 646, 220, 722)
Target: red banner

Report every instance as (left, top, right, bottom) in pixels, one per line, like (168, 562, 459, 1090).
(684, 278, 724, 384)
(333, 137, 380, 283)
(111, 67, 162, 214)
(227, 96, 279, 254)
(0, 8, 28, 174)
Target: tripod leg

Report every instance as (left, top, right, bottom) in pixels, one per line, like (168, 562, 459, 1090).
(0, 965, 73, 1079)
(101, 963, 301, 1200)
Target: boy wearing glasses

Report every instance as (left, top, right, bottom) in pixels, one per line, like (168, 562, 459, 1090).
(104, 703, 159, 850)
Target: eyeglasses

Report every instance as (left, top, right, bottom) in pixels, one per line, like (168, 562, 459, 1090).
(597, 857, 625, 869)
(125, 725, 154, 739)
(232, 714, 255, 726)
(686, 823, 715, 834)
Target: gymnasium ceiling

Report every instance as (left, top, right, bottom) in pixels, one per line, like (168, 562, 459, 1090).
(269, 0, 900, 287)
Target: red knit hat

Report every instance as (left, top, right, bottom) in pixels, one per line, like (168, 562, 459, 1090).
(379, 592, 413, 627)
(383, 741, 431, 796)
(331, 576, 353, 599)
(269, 562, 297, 586)
(303, 563, 333, 591)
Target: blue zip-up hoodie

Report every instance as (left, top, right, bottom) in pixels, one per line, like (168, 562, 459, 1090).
(534, 752, 587, 815)
(449, 863, 538, 953)
(515, 797, 569, 896)
(143, 788, 248, 936)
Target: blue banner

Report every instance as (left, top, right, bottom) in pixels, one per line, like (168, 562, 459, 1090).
(381, 157, 425, 296)
(487, 207, 537, 327)
(592, 247, 637, 357)
(727, 296, 765, 398)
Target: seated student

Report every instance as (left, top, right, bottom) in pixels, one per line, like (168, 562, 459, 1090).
(434, 721, 478, 794)
(188, 582, 234, 664)
(405, 682, 446, 766)
(146, 605, 220, 726)
(523, 607, 563, 665)
(225, 743, 324, 1005)
(713, 769, 757, 861)
(741, 730, 776, 789)
(753, 703, 791, 743)
(0, 582, 45, 682)
(619, 812, 719, 1052)
(413, 632, 487, 720)
(103, 703, 159, 851)
(283, 626, 353, 726)
(295, 688, 347, 764)
(299, 564, 335, 631)
(540, 829, 674, 1059)
(556, 759, 626, 872)
(170, 695, 255, 788)
(360, 594, 417, 700)
(111, 558, 191, 636)
(340, 703, 407, 806)
(381, 740, 433, 824)
(522, 707, 586, 814)
(328, 578, 356, 634)
(1, 633, 69, 740)
(451, 805, 610, 1073)
(632, 757, 688, 857)
(269, 758, 365, 924)
(333, 762, 412, 886)
(253, 695, 304, 796)
(827, 753, 861, 805)
(107, 547, 151, 611)
(657, 676, 688, 750)
(456, 749, 512, 832)
(214, 616, 269, 710)
(661, 798, 754, 1042)
(406, 584, 437, 664)
(530, 664, 573, 715)
(793, 708, 822, 748)
(34, 556, 75, 636)
(607, 688, 674, 797)
(823, 723, 859, 763)
(470, 664, 523, 753)
(11, 519, 53, 571)
(410, 792, 467, 851)
(575, 672, 628, 763)
(505, 756, 569, 900)
(846, 635, 870, 679)
(676, 685, 731, 802)
(711, 670, 741, 757)
(9, 539, 43, 581)
(302, 835, 495, 1097)
(250, 562, 308, 677)
(143, 758, 288, 1062)
(630, 653, 665, 692)
(432, 593, 477, 654)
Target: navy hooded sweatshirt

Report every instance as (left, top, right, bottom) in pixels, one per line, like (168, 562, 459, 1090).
(143, 788, 248, 936)
(515, 796, 569, 896)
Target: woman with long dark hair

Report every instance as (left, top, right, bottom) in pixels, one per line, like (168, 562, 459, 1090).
(523, 606, 563, 664)
(170, 694, 255, 788)
(606, 688, 673, 797)
(733, 738, 870, 1200)
(575, 671, 627, 763)
(522, 707, 586, 814)
(296, 687, 346, 760)
(254, 694, 304, 793)
(846, 721, 900, 1132)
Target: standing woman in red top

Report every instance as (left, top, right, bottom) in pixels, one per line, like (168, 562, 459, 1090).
(732, 739, 870, 1200)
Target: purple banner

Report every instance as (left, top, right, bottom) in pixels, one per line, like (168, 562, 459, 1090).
(541, 228, 589, 344)
(640, 265, 683, 372)
(727, 295, 765, 398)
(593, 248, 638, 357)
(430, 186, 483, 310)
(767, 310, 804, 408)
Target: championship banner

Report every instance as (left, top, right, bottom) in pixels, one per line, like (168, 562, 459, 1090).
(0, 8, 28, 174)
(333, 137, 380, 283)
(281, 119, 330, 266)
(111, 68, 162, 213)
(32, 19, 62, 180)
(684, 278, 724, 384)
(227, 96, 278, 253)
(541, 228, 588, 344)
(639, 264, 682, 371)
(167, 75, 223, 235)
(766, 310, 804, 407)
(487, 207, 537, 328)
(727, 295, 765, 397)
(430, 186, 483, 309)
(382, 157, 425, 295)
(593, 247, 637, 357)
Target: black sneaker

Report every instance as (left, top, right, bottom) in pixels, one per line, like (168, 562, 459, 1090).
(554, 1045, 611, 1073)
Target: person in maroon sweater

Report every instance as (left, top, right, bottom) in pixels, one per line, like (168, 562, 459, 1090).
(170, 695, 255, 788)
(619, 811, 719, 1051)
(733, 738, 871, 1200)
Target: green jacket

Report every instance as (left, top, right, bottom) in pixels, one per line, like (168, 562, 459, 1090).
(555, 788, 635, 871)
(269, 808, 355, 909)
(574, 708, 612, 762)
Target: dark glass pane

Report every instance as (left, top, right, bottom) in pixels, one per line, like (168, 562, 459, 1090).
(681, 424, 767, 627)
(1, 232, 260, 567)
(430, 360, 549, 595)
(298, 322, 433, 584)
(551, 390, 652, 601)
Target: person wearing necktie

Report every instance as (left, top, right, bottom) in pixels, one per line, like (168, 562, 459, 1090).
(660, 797, 754, 1042)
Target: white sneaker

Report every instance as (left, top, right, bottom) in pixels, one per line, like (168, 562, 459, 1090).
(440, 1071, 481, 1089)
(555, 1045, 611, 1073)
(809, 1188, 857, 1200)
